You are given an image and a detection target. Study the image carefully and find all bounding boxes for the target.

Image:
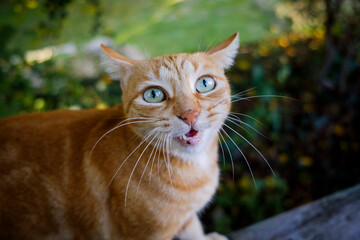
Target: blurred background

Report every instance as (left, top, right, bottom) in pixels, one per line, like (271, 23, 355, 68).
(1, 0, 359, 235)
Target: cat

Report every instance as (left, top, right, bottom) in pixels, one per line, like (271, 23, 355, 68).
(0, 32, 239, 240)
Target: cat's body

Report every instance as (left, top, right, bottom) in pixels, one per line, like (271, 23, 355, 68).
(0, 33, 239, 240)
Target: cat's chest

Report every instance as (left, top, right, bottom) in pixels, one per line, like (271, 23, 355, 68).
(108, 164, 219, 239)
(149, 161, 219, 211)
(125, 166, 219, 238)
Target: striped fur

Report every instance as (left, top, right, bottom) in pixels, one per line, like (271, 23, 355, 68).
(0, 33, 239, 240)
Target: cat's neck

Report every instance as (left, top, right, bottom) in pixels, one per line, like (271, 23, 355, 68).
(171, 139, 219, 170)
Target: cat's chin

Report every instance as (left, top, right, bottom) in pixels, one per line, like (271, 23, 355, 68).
(170, 128, 218, 165)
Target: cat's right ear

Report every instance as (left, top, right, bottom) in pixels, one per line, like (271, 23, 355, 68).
(206, 33, 239, 70)
(101, 44, 137, 88)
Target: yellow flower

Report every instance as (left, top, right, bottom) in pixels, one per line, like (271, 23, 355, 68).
(96, 102, 109, 110)
(288, 33, 299, 42)
(309, 40, 323, 50)
(333, 124, 344, 136)
(238, 176, 252, 189)
(258, 45, 270, 57)
(26, 0, 38, 9)
(299, 156, 313, 167)
(237, 59, 251, 71)
(34, 98, 45, 111)
(314, 28, 325, 40)
(303, 103, 314, 113)
(278, 37, 290, 48)
(285, 47, 297, 57)
(278, 153, 288, 163)
(265, 176, 276, 188)
(102, 75, 113, 84)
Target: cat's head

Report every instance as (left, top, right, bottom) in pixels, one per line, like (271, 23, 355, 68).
(101, 33, 239, 162)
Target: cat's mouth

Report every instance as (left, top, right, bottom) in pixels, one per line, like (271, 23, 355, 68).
(178, 129, 202, 145)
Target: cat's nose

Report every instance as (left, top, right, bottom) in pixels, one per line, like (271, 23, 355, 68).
(178, 110, 200, 126)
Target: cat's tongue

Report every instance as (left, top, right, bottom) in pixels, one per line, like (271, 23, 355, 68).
(185, 129, 198, 138)
(180, 129, 200, 145)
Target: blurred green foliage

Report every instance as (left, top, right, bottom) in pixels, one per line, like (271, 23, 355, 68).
(203, 16, 360, 232)
(1, 0, 360, 235)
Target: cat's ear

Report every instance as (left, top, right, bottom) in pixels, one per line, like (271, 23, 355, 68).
(101, 44, 137, 88)
(206, 32, 239, 70)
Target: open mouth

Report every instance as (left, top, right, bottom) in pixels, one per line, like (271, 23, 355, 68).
(178, 129, 201, 145)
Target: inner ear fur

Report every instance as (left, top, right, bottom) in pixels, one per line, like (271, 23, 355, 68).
(100, 44, 137, 88)
(206, 32, 239, 70)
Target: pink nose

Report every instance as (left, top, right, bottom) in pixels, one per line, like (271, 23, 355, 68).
(178, 110, 200, 126)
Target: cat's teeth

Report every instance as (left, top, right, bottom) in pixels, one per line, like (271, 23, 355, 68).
(178, 130, 201, 145)
(180, 134, 188, 141)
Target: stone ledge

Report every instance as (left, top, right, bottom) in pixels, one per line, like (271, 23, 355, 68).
(229, 184, 360, 240)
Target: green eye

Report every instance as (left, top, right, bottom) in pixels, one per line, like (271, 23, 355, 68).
(196, 76, 215, 93)
(143, 87, 166, 103)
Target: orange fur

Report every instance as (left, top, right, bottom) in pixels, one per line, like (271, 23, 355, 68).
(0, 33, 239, 240)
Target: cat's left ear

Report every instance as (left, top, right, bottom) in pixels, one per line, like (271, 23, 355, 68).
(206, 32, 239, 70)
(101, 44, 137, 88)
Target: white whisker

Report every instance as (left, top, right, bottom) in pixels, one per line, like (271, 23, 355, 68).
(149, 136, 162, 185)
(231, 94, 296, 104)
(226, 117, 253, 136)
(229, 112, 266, 128)
(217, 127, 235, 180)
(137, 134, 161, 197)
(230, 87, 257, 98)
(223, 123, 275, 177)
(108, 129, 156, 187)
(211, 87, 257, 109)
(217, 129, 226, 167)
(125, 131, 159, 206)
(219, 127, 257, 187)
(163, 134, 174, 193)
(157, 135, 164, 177)
(90, 118, 156, 157)
(166, 135, 173, 174)
(227, 115, 268, 140)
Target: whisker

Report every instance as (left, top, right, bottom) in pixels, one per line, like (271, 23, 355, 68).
(229, 112, 266, 128)
(212, 88, 295, 110)
(149, 136, 162, 185)
(157, 135, 164, 177)
(211, 95, 231, 108)
(108, 129, 156, 187)
(231, 94, 297, 104)
(163, 134, 174, 193)
(226, 117, 253, 137)
(219, 127, 257, 188)
(90, 119, 156, 157)
(166, 135, 173, 174)
(212, 87, 257, 108)
(137, 134, 161, 197)
(143, 46, 151, 59)
(161, 135, 167, 171)
(204, 33, 221, 52)
(223, 123, 275, 177)
(116, 116, 159, 122)
(125, 131, 159, 206)
(217, 127, 235, 180)
(217, 129, 226, 167)
(197, 39, 202, 52)
(231, 87, 257, 97)
(227, 115, 268, 140)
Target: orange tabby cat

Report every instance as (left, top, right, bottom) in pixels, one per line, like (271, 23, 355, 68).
(0, 33, 239, 240)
